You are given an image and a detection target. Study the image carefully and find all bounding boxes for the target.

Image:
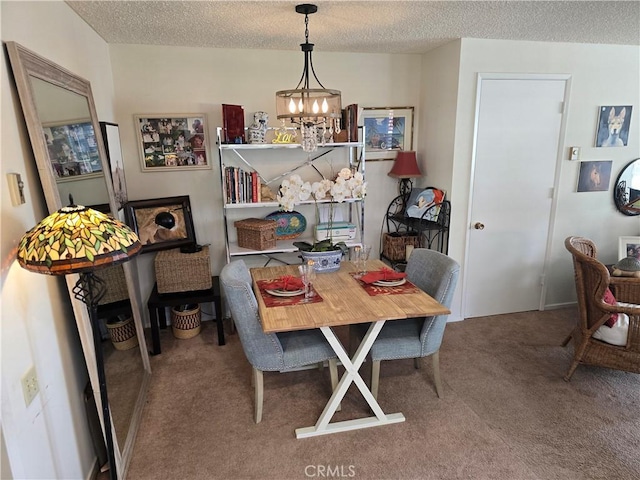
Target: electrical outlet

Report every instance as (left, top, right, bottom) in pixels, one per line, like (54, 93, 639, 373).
(21, 365, 39, 406)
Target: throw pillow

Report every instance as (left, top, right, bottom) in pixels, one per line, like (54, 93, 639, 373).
(603, 287, 618, 327)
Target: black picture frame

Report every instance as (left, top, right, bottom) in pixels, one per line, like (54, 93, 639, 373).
(124, 195, 196, 253)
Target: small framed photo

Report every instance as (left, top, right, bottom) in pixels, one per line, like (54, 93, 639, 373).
(360, 106, 414, 160)
(618, 236, 640, 261)
(576, 160, 612, 192)
(595, 105, 632, 147)
(135, 114, 211, 171)
(124, 195, 196, 254)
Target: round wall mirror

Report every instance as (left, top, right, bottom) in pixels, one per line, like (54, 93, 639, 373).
(613, 158, 640, 216)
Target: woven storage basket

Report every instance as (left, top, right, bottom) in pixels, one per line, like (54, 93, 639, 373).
(382, 233, 421, 261)
(234, 218, 277, 250)
(155, 246, 212, 294)
(96, 264, 129, 305)
(106, 317, 139, 351)
(171, 304, 202, 339)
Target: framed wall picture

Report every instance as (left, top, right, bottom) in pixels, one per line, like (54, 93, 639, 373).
(595, 105, 633, 147)
(100, 122, 128, 210)
(135, 114, 210, 171)
(618, 236, 640, 260)
(576, 160, 612, 192)
(124, 195, 196, 253)
(360, 106, 414, 160)
(43, 119, 102, 180)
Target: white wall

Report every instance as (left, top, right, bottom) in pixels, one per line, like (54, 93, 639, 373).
(439, 38, 640, 320)
(109, 44, 423, 312)
(1, 1, 115, 478)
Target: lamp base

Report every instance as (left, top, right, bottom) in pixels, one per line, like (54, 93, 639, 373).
(398, 178, 414, 197)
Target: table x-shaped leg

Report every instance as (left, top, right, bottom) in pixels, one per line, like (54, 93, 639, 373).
(295, 321, 405, 438)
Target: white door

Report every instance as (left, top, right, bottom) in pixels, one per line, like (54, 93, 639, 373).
(464, 75, 568, 318)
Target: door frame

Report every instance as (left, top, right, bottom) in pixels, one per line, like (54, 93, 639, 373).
(461, 73, 572, 318)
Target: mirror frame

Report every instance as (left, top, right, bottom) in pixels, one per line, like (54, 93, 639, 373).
(613, 158, 640, 216)
(5, 41, 151, 479)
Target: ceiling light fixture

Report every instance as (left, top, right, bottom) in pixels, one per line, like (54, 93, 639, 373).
(275, 3, 342, 152)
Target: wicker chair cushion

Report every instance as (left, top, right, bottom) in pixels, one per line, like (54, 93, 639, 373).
(603, 287, 619, 327)
(593, 305, 634, 346)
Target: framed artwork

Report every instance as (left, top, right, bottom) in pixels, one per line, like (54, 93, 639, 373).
(360, 106, 414, 160)
(43, 119, 102, 181)
(405, 187, 446, 221)
(222, 104, 245, 144)
(135, 114, 210, 171)
(100, 122, 128, 210)
(618, 236, 640, 260)
(595, 105, 633, 147)
(124, 195, 196, 253)
(576, 160, 612, 192)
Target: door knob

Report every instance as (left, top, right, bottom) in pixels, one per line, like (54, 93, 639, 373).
(474, 222, 485, 230)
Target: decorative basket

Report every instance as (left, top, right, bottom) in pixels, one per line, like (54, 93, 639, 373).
(155, 246, 212, 294)
(171, 304, 202, 339)
(96, 264, 129, 305)
(382, 232, 421, 262)
(234, 218, 277, 250)
(106, 317, 139, 351)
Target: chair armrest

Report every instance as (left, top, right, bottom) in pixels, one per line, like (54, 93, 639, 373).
(610, 277, 640, 304)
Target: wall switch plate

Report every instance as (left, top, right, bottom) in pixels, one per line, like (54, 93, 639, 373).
(569, 147, 580, 160)
(7, 173, 26, 206)
(21, 365, 39, 406)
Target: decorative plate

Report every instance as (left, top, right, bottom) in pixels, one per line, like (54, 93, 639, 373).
(265, 211, 307, 239)
(373, 278, 407, 287)
(266, 288, 305, 297)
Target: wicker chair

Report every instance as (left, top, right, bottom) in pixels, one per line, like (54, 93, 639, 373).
(563, 236, 640, 380)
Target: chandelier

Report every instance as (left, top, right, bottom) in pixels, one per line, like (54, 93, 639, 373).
(275, 3, 342, 152)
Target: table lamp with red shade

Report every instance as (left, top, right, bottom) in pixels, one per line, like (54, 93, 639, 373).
(388, 151, 422, 196)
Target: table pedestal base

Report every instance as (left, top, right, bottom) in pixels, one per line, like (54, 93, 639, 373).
(295, 322, 406, 438)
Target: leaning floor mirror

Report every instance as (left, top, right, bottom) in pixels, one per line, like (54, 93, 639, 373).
(6, 41, 151, 479)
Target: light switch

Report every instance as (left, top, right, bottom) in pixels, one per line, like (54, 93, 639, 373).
(569, 147, 580, 161)
(7, 173, 26, 206)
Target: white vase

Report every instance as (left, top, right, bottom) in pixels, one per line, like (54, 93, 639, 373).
(300, 250, 343, 273)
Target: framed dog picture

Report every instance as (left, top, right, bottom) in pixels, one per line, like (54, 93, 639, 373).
(360, 106, 414, 160)
(124, 195, 197, 253)
(576, 160, 612, 192)
(135, 114, 211, 171)
(595, 105, 633, 147)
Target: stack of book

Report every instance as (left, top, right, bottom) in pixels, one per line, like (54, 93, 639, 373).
(224, 166, 261, 203)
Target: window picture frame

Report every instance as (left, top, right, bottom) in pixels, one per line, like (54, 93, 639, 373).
(135, 114, 211, 171)
(360, 106, 414, 160)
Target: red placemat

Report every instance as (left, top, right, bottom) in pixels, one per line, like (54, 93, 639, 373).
(350, 272, 420, 297)
(256, 279, 323, 307)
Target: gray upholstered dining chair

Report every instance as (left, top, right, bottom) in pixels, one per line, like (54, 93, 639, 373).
(220, 260, 339, 423)
(353, 248, 459, 400)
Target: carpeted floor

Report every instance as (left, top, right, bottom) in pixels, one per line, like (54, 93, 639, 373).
(123, 307, 639, 480)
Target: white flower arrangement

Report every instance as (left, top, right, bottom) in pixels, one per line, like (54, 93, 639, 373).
(277, 168, 366, 252)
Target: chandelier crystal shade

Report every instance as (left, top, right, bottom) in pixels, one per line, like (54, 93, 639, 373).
(275, 4, 342, 152)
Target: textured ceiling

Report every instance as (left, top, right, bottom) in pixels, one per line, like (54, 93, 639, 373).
(66, 1, 640, 54)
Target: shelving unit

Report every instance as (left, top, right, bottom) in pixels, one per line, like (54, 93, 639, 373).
(217, 126, 366, 265)
(380, 193, 450, 271)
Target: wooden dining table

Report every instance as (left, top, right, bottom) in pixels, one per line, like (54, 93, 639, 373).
(250, 259, 450, 438)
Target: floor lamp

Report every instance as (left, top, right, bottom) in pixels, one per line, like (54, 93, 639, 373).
(17, 201, 142, 480)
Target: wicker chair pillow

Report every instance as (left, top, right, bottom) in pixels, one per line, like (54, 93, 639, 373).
(593, 308, 631, 346)
(603, 287, 618, 327)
